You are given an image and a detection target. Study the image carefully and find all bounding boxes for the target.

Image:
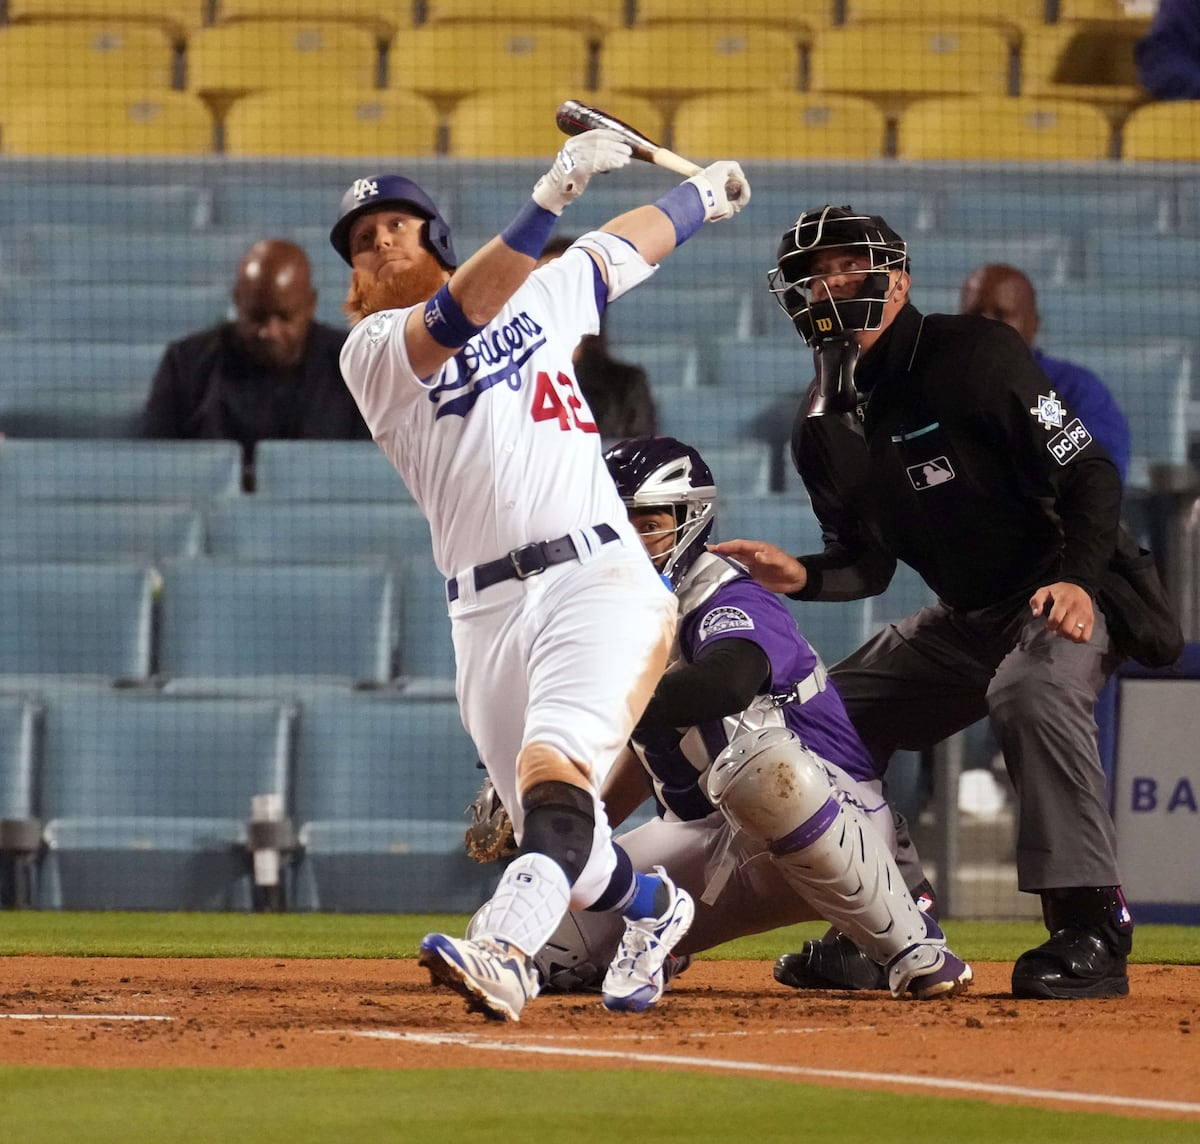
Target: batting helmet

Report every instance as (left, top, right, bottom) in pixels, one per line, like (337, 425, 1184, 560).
(767, 204, 908, 345)
(329, 174, 458, 269)
(604, 436, 717, 589)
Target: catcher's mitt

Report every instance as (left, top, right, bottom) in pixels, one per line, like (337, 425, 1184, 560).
(464, 775, 517, 863)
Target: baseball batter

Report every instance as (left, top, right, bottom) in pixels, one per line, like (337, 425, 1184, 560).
(529, 437, 972, 1001)
(329, 129, 750, 1020)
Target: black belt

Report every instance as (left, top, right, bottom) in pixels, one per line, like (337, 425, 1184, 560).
(447, 523, 619, 603)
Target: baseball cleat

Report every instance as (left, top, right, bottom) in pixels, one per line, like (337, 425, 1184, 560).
(1011, 928, 1129, 999)
(419, 932, 540, 1022)
(602, 866, 695, 1013)
(885, 917, 972, 1000)
(774, 927, 888, 992)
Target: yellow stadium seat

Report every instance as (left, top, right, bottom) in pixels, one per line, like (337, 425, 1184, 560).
(6, 0, 205, 43)
(422, 0, 625, 37)
(0, 21, 175, 94)
(1055, 0, 1132, 18)
(215, 0, 415, 43)
(223, 87, 438, 155)
(810, 24, 1012, 107)
(842, 0, 1045, 33)
(448, 89, 664, 157)
(1021, 18, 1151, 108)
(1, 89, 213, 154)
(391, 24, 589, 99)
(672, 91, 887, 160)
(1121, 100, 1200, 161)
(188, 20, 380, 98)
(599, 26, 802, 98)
(896, 95, 1112, 160)
(632, 0, 833, 34)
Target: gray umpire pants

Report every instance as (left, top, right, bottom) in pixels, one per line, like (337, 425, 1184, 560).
(829, 597, 1124, 893)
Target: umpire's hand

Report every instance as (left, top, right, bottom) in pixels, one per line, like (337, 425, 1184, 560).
(709, 539, 807, 595)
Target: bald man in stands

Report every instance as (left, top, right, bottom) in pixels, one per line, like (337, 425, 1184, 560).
(141, 238, 369, 464)
(960, 263, 1130, 482)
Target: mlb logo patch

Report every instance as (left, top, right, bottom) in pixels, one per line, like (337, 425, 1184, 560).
(1047, 418, 1092, 465)
(907, 457, 955, 490)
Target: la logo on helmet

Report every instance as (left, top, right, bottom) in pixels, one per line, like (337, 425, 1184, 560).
(352, 178, 379, 201)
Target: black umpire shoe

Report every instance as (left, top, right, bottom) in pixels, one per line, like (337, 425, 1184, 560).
(774, 927, 886, 991)
(1010, 885, 1134, 1000)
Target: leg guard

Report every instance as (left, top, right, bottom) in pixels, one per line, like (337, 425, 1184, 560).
(707, 729, 965, 997)
(521, 780, 596, 885)
(469, 852, 571, 959)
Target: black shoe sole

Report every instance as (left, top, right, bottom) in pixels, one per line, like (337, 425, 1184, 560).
(1011, 976, 1130, 1000)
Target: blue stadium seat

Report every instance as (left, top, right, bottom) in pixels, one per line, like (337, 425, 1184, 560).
(206, 501, 430, 562)
(252, 440, 412, 501)
(158, 559, 396, 689)
(604, 286, 753, 346)
(701, 443, 773, 496)
(711, 335, 810, 392)
(0, 696, 41, 907)
(0, 284, 228, 343)
(937, 184, 1171, 238)
(11, 226, 264, 286)
(1083, 232, 1200, 287)
(606, 339, 701, 390)
(916, 233, 1072, 288)
(654, 385, 782, 446)
(0, 440, 243, 502)
(36, 693, 295, 911)
(397, 557, 456, 688)
(291, 694, 496, 912)
(0, 563, 155, 684)
(0, 504, 203, 562)
(0, 382, 147, 438)
(0, 338, 165, 386)
(0, 180, 210, 229)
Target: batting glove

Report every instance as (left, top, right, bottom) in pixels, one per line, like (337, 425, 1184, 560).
(532, 128, 633, 215)
(686, 160, 752, 222)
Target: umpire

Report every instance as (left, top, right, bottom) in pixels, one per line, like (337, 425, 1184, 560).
(715, 205, 1133, 1000)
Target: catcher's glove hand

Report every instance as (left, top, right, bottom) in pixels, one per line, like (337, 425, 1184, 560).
(464, 776, 517, 863)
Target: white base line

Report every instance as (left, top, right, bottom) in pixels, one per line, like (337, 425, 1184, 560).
(0, 1014, 173, 1022)
(349, 1030, 1200, 1118)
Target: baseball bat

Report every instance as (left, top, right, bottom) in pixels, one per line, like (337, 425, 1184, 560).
(555, 99, 744, 202)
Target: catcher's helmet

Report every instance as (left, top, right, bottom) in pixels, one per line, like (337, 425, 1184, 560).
(767, 204, 907, 345)
(604, 436, 716, 589)
(330, 174, 458, 269)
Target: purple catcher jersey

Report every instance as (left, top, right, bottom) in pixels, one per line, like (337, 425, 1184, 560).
(633, 564, 877, 821)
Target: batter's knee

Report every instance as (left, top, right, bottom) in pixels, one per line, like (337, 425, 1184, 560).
(516, 742, 592, 797)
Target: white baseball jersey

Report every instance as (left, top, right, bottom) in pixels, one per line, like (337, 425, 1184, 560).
(340, 239, 639, 579)
(339, 234, 677, 910)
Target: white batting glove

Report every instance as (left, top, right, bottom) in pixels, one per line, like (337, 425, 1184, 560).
(685, 160, 752, 222)
(532, 128, 633, 215)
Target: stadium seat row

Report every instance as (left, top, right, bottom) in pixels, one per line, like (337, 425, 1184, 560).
(0, 17, 1153, 112)
(4, 88, 1196, 160)
(0, 690, 498, 912)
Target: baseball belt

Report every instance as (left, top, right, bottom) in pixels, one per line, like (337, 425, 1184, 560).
(446, 523, 619, 603)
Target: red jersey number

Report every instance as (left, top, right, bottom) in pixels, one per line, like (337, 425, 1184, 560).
(531, 370, 598, 434)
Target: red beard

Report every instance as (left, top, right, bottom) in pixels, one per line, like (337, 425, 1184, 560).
(343, 259, 450, 325)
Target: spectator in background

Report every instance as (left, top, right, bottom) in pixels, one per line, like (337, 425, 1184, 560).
(141, 238, 369, 466)
(960, 264, 1131, 482)
(1135, 0, 1200, 101)
(537, 236, 658, 440)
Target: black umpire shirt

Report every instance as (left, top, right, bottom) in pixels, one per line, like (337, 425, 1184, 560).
(140, 321, 370, 463)
(789, 303, 1123, 612)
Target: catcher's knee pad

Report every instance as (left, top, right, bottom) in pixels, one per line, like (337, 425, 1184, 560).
(516, 742, 592, 797)
(520, 780, 596, 885)
(706, 727, 835, 845)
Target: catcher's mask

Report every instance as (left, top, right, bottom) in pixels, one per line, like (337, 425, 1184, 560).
(330, 173, 458, 269)
(604, 436, 716, 590)
(767, 204, 908, 347)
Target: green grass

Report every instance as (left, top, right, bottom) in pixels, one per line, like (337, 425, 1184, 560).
(0, 912, 1196, 963)
(0, 1067, 1197, 1144)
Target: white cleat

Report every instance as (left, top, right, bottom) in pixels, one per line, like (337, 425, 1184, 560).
(602, 867, 695, 1013)
(419, 932, 540, 1022)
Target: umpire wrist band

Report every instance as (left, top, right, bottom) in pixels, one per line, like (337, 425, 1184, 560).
(653, 182, 706, 245)
(501, 199, 558, 259)
(423, 283, 484, 348)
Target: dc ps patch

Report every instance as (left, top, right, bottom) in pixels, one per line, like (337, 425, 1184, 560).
(907, 457, 955, 490)
(697, 606, 754, 640)
(1047, 418, 1092, 465)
